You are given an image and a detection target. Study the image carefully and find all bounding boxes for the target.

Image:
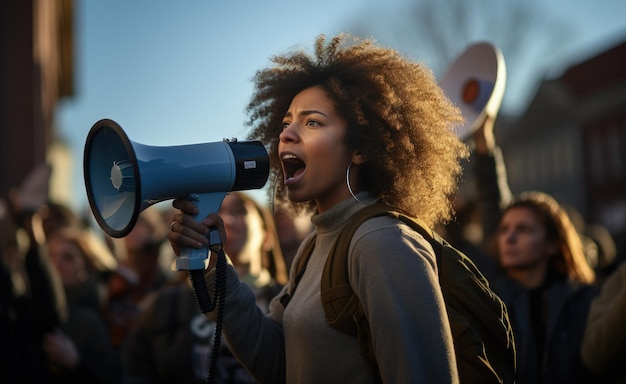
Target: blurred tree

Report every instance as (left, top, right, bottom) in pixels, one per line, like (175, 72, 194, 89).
(347, 0, 574, 115)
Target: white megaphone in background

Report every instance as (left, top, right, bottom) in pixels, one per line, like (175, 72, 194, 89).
(440, 42, 506, 140)
(83, 118, 270, 273)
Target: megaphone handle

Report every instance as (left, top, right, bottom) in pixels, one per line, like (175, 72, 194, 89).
(173, 192, 227, 271)
(170, 192, 227, 313)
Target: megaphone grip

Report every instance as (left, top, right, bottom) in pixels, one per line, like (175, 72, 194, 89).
(173, 192, 227, 271)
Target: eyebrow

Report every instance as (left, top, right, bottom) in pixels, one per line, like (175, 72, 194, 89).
(283, 109, 329, 118)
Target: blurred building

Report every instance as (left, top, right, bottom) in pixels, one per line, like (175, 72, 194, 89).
(0, 0, 74, 205)
(498, 37, 626, 260)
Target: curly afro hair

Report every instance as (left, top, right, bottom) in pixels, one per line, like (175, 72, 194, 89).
(246, 34, 469, 227)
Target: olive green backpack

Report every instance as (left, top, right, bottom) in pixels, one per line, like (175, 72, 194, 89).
(282, 203, 516, 384)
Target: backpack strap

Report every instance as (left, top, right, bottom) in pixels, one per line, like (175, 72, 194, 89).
(320, 203, 403, 334)
(279, 234, 316, 307)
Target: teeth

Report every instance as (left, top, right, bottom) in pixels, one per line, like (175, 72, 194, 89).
(281, 153, 297, 160)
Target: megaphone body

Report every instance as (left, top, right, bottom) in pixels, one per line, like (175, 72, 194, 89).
(84, 119, 269, 271)
(440, 42, 506, 140)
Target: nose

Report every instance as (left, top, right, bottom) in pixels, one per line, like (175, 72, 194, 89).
(279, 123, 299, 144)
(503, 229, 517, 243)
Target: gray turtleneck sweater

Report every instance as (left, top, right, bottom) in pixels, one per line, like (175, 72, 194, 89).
(205, 196, 458, 384)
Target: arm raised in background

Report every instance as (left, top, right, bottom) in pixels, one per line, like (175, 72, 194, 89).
(8, 191, 68, 336)
(472, 115, 514, 245)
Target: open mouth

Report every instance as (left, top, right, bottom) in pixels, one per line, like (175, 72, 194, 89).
(281, 153, 306, 181)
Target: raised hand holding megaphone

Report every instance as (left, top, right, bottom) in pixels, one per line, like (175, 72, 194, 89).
(83, 119, 269, 312)
(440, 42, 506, 141)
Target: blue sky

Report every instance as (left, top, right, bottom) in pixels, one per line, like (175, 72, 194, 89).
(56, 0, 626, 210)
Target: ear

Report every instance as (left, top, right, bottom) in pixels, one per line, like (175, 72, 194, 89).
(351, 150, 367, 165)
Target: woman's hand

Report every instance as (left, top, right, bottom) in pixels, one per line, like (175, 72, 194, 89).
(167, 197, 227, 257)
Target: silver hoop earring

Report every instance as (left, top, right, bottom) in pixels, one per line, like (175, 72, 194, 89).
(346, 163, 377, 205)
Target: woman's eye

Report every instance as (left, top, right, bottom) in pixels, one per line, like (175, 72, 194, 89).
(281, 121, 290, 130)
(306, 119, 321, 126)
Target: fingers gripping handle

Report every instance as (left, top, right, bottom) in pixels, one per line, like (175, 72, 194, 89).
(172, 192, 226, 271)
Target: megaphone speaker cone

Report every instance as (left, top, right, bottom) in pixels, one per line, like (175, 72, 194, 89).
(84, 120, 141, 238)
(110, 160, 136, 192)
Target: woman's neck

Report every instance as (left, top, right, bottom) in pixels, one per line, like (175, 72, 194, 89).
(506, 265, 548, 289)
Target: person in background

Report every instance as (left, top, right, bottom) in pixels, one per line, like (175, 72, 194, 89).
(169, 33, 467, 383)
(2, 165, 119, 383)
(44, 227, 121, 383)
(218, 192, 287, 310)
(272, 204, 312, 271)
(1, 197, 67, 383)
(1, 182, 81, 383)
(105, 206, 170, 349)
(122, 191, 287, 383)
(472, 115, 600, 384)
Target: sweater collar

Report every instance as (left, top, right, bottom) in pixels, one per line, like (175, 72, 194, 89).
(311, 192, 377, 235)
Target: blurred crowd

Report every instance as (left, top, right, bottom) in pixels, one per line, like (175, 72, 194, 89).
(0, 115, 624, 383)
(0, 184, 312, 383)
(438, 115, 625, 384)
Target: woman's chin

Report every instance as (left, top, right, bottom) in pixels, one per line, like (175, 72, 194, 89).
(286, 189, 310, 204)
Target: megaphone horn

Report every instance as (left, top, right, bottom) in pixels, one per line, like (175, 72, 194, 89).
(83, 118, 269, 271)
(440, 42, 506, 140)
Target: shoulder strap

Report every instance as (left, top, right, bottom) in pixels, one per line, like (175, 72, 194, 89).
(280, 233, 316, 307)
